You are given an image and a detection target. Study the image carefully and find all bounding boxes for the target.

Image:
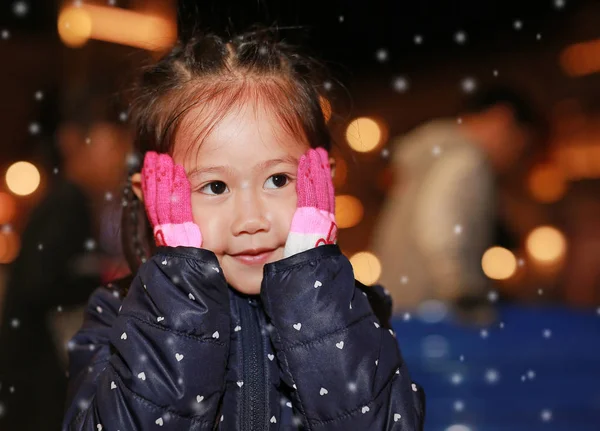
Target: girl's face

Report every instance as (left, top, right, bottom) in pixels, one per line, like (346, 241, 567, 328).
(172, 101, 310, 295)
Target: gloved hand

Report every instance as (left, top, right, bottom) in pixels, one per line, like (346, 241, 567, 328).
(284, 147, 337, 258)
(141, 151, 202, 248)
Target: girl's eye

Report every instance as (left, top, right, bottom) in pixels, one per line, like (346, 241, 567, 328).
(201, 181, 229, 195)
(264, 174, 289, 189)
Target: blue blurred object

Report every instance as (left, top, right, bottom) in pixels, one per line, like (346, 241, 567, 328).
(393, 305, 600, 431)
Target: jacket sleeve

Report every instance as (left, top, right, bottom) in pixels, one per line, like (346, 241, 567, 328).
(260, 245, 425, 430)
(62, 246, 230, 431)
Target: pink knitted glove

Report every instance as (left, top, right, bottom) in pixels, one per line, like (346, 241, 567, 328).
(284, 147, 337, 258)
(141, 152, 202, 248)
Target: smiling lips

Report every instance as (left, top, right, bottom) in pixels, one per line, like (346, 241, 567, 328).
(230, 248, 276, 265)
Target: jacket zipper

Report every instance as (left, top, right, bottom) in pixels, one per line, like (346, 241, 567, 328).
(240, 298, 268, 430)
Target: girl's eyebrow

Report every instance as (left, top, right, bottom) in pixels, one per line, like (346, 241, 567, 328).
(187, 156, 298, 178)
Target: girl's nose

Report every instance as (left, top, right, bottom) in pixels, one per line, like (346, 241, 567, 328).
(231, 190, 270, 236)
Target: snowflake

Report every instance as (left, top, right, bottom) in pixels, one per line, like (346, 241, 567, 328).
(338, 15, 344, 23)
(538, 288, 544, 295)
(596, 307, 600, 316)
(375, 49, 389, 62)
(527, 369, 536, 380)
(461, 77, 476, 93)
(84, 238, 96, 251)
(493, 69, 499, 77)
(37, 243, 44, 251)
(453, 400, 465, 412)
(536, 33, 542, 40)
(450, 373, 463, 385)
(108, 0, 117, 5)
(403, 312, 411, 322)
(553, 0, 565, 9)
(85, 137, 91, 145)
(413, 34, 423, 45)
(119, 111, 128, 122)
(2, 224, 13, 233)
(454, 224, 462, 234)
(454, 31, 467, 44)
(105, 191, 113, 201)
(57, 305, 63, 312)
(53, 167, 59, 174)
(1, 29, 10, 40)
(488, 290, 499, 302)
(484, 369, 499, 384)
(29, 122, 40, 135)
(518, 258, 525, 267)
(13, 1, 29, 17)
(77, 398, 91, 410)
(432, 145, 441, 156)
(457, 117, 463, 124)
(392, 76, 409, 93)
(540, 409, 552, 422)
(400, 275, 409, 284)
(323, 81, 333, 91)
(34, 91, 43, 101)
(73, 0, 82, 7)
(480, 329, 489, 339)
(347, 382, 357, 392)
(459, 355, 465, 362)
(542, 329, 552, 339)
(10, 318, 20, 328)
(514, 20, 523, 30)
(380, 148, 390, 159)
(499, 321, 505, 329)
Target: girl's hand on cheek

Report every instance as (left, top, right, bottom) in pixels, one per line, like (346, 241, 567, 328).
(141, 151, 203, 248)
(283, 147, 337, 258)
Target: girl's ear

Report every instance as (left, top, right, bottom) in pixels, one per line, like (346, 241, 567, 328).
(130, 173, 144, 202)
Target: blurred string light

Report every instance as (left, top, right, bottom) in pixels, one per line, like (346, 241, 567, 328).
(0, 227, 20, 264)
(0, 192, 16, 224)
(345, 117, 387, 153)
(560, 39, 600, 77)
(527, 162, 567, 203)
(58, 4, 176, 51)
(5, 161, 40, 196)
(481, 246, 517, 280)
(335, 195, 364, 229)
(349, 251, 381, 285)
(526, 226, 566, 264)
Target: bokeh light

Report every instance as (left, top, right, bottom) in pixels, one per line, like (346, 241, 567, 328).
(5, 161, 41, 196)
(345, 117, 386, 153)
(0, 192, 16, 224)
(0, 229, 20, 264)
(527, 163, 567, 203)
(526, 226, 567, 264)
(335, 195, 364, 229)
(481, 247, 517, 280)
(349, 251, 381, 285)
(58, 6, 93, 48)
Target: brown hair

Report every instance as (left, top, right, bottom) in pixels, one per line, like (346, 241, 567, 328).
(121, 27, 334, 273)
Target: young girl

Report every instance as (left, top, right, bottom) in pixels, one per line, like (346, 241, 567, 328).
(62, 29, 425, 430)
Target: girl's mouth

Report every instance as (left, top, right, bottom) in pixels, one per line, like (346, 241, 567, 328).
(230, 248, 276, 265)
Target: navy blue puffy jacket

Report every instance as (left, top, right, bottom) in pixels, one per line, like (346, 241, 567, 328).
(63, 245, 425, 430)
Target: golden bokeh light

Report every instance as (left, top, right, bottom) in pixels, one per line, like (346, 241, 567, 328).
(0, 192, 17, 224)
(527, 163, 567, 203)
(335, 195, 364, 229)
(345, 117, 386, 153)
(481, 247, 517, 280)
(0, 230, 20, 264)
(6, 161, 41, 196)
(58, 6, 93, 48)
(349, 251, 382, 285)
(526, 226, 567, 264)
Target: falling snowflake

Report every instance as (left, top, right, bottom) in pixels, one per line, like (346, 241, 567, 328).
(527, 369, 536, 380)
(13, 1, 29, 17)
(450, 373, 463, 385)
(553, 0, 565, 9)
(480, 329, 489, 339)
(499, 321, 505, 329)
(542, 329, 552, 339)
(403, 312, 411, 321)
(323, 81, 333, 91)
(484, 368, 499, 384)
(347, 382, 357, 392)
(596, 307, 600, 316)
(457, 117, 463, 124)
(493, 69, 499, 77)
(1, 29, 10, 40)
(432, 145, 442, 156)
(84, 238, 96, 251)
(57, 305, 63, 312)
(461, 77, 477, 93)
(392, 76, 409, 93)
(108, 0, 117, 5)
(29, 122, 40, 135)
(514, 20, 523, 30)
(34, 91, 43, 101)
(538, 288, 544, 295)
(536, 33, 542, 40)
(459, 355, 465, 362)
(10, 318, 20, 328)
(454, 225, 463, 234)
(37, 243, 44, 251)
(85, 137, 91, 145)
(375, 49, 389, 62)
(454, 31, 467, 44)
(540, 409, 553, 422)
(413, 34, 423, 45)
(518, 258, 525, 267)
(453, 400, 465, 412)
(77, 398, 91, 410)
(105, 191, 113, 201)
(400, 275, 409, 284)
(338, 15, 344, 23)
(488, 290, 499, 302)
(380, 148, 390, 159)
(119, 111, 128, 122)
(53, 167, 59, 174)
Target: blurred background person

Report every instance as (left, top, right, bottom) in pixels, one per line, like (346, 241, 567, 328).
(0, 89, 130, 431)
(371, 87, 545, 324)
